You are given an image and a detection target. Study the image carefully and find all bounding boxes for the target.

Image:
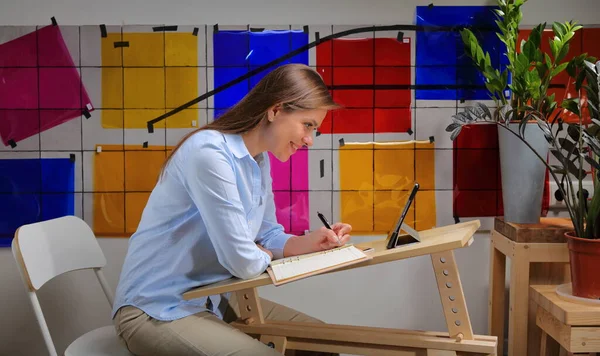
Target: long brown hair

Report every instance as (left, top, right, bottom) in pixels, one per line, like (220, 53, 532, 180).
(160, 63, 339, 179)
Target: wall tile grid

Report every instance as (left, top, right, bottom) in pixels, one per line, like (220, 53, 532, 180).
(1, 8, 599, 245)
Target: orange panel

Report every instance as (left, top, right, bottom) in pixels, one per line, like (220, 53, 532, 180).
(126, 192, 151, 234)
(340, 191, 373, 233)
(93, 192, 125, 235)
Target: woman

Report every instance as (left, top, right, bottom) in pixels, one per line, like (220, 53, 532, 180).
(112, 63, 352, 356)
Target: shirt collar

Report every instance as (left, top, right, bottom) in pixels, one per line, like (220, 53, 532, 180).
(224, 133, 251, 159)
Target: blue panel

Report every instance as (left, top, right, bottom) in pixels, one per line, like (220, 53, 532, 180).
(415, 6, 507, 100)
(213, 31, 250, 67)
(214, 67, 249, 110)
(0, 158, 74, 242)
(214, 29, 309, 116)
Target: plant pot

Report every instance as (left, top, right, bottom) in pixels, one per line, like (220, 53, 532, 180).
(565, 231, 600, 299)
(498, 122, 549, 224)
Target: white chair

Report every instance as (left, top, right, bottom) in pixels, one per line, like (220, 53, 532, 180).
(12, 215, 133, 356)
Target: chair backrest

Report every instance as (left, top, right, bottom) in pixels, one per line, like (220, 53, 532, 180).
(13, 215, 107, 291)
(12, 215, 114, 356)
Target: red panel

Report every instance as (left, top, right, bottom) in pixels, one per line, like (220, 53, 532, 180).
(374, 108, 411, 133)
(375, 67, 410, 85)
(375, 90, 411, 107)
(583, 28, 600, 61)
(455, 123, 499, 149)
(318, 111, 333, 134)
(374, 38, 410, 66)
(453, 123, 550, 217)
(333, 109, 373, 133)
(333, 67, 373, 85)
(333, 89, 373, 107)
(317, 66, 332, 85)
(316, 41, 332, 66)
(332, 38, 374, 67)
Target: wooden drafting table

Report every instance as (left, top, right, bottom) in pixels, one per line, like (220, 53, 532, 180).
(183, 220, 497, 355)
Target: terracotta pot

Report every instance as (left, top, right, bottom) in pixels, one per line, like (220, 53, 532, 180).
(565, 231, 600, 299)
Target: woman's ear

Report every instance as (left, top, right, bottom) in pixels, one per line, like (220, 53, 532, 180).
(268, 104, 281, 122)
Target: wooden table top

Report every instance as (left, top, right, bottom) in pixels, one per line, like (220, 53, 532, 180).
(494, 217, 573, 243)
(530, 285, 600, 326)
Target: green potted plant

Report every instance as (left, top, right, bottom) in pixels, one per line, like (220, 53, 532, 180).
(447, 55, 600, 298)
(454, 0, 583, 224)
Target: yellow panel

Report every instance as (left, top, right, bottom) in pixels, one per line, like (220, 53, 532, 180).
(339, 149, 373, 191)
(94, 193, 125, 235)
(125, 149, 167, 191)
(124, 68, 165, 109)
(101, 67, 123, 109)
(166, 67, 198, 109)
(165, 33, 198, 66)
(340, 191, 373, 233)
(93, 145, 173, 236)
(101, 110, 124, 129)
(374, 148, 414, 190)
(126, 192, 151, 233)
(124, 109, 166, 128)
(415, 190, 436, 230)
(93, 150, 124, 191)
(101, 33, 122, 66)
(415, 144, 435, 190)
(166, 109, 200, 128)
(122, 33, 164, 67)
(374, 190, 414, 232)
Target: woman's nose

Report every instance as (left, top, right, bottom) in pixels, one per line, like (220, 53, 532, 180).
(302, 135, 313, 147)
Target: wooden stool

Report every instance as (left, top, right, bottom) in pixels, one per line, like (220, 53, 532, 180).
(531, 284, 600, 355)
(489, 217, 572, 356)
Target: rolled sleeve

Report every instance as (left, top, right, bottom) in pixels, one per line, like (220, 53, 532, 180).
(180, 143, 271, 280)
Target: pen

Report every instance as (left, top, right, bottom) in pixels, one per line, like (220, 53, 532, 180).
(317, 211, 341, 245)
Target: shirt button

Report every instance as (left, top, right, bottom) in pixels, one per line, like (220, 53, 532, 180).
(248, 221, 252, 227)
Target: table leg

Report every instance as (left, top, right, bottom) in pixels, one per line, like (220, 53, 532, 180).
(489, 241, 506, 356)
(508, 246, 530, 356)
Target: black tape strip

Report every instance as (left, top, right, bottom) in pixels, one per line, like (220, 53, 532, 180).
(460, 98, 466, 103)
(429, 136, 435, 143)
(396, 31, 404, 41)
(143, 141, 148, 148)
(153, 25, 178, 32)
(338, 138, 345, 147)
(454, 216, 460, 224)
(303, 25, 309, 33)
(320, 159, 325, 178)
(8, 139, 16, 148)
(70, 154, 76, 162)
(429, 3, 434, 8)
(83, 109, 91, 119)
(51, 17, 57, 26)
(147, 122, 154, 133)
(146, 24, 501, 127)
(114, 41, 129, 48)
(193, 27, 199, 36)
(250, 28, 264, 32)
(407, 128, 413, 135)
(316, 131, 321, 137)
(100, 24, 107, 38)
(213, 24, 219, 33)
(315, 31, 320, 44)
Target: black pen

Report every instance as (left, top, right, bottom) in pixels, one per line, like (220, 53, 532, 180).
(317, 211, 341, 244)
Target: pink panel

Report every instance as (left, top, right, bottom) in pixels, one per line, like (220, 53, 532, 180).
(268, 152, 290, 191)
(291, 191, 309, 234)
(273, 191, 291, 232)
(291, 147, 308, 191)
(0, 25, 93, 147)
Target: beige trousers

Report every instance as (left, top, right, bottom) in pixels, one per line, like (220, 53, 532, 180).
(114, 294, 338, 356)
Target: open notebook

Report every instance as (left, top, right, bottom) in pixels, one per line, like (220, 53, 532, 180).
(266, 244, 372, 286)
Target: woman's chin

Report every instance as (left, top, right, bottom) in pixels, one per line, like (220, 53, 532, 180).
(272, 151, 291, 162)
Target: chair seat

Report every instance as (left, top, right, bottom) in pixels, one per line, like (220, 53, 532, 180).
(64, 325, 133, 356)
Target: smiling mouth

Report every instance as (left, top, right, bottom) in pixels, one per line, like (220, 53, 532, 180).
(290, 142, 299, 153)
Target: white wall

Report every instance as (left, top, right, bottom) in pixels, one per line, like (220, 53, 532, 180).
(0, 0, 595, 355)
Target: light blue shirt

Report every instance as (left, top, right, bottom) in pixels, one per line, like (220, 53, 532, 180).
(112, 129, 293, 321)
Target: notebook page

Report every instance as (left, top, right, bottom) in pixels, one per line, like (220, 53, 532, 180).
(270, 246, 367, 281)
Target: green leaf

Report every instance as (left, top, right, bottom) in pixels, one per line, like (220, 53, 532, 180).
(556, 43, 570, 63)
(450, 127, 462, 141)
(545, 53, 553, 69)
(559, 137, 580, 156)
(585, 155, 600, 171)
(567, 123, 581, 142)
(552, 62, 569, 78)
(562, 98, 580, 117)
(550, 40, 559, 61)
(552, 22, 566, 37)
(446, 122, 461, 132)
